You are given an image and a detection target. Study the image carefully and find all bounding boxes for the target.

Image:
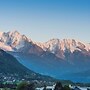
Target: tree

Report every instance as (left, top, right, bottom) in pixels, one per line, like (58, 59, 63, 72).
(43, 85, 47, 90)
(16, 81, 28, 90)
(63, 85, 71, 90)
(16, 81, 35, 90)
(27, 83, 35, 90)
(54, 82, 63, 90)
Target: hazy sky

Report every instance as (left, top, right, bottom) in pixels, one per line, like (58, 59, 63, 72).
(0, 0, 90, 43)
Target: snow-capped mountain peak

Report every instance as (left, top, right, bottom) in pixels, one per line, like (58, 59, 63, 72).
(35, 38, 90, 58)
(0, 31, 90, 59)
(0, 31, 32, 51)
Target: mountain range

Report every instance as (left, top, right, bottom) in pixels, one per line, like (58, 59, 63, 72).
(0, 31, 90, 82)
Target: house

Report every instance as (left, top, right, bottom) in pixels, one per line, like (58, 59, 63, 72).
(36, 85, 55, 90)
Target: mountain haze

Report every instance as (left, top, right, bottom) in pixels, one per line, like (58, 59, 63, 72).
(0, 48, 58, 83)
(0, 31, 90, 82)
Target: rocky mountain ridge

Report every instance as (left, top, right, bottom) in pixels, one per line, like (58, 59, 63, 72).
(0, 31, 90, 82)
(0, 31, 90, 59)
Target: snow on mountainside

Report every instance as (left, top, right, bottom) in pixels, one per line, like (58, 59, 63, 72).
(0, 31, 32, 51)
(36, 39, 90, 58)
(36, 39, 90, 52)
(0, 31, 90, 57)
(1, 31, 90, 82)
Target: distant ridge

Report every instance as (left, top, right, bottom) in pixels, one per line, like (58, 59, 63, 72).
(0, 31, 90, 82)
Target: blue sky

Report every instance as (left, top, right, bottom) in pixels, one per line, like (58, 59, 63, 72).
(0, 0, 90, 43)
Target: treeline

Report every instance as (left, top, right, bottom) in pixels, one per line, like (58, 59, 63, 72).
(16, 81, 71, 90)
(53, 82, 71, 90)
(0, 81, 71, 90)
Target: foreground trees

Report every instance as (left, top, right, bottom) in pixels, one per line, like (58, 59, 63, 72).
(54, 82, 63, 90)
(54, 82, 71, 90)
(63, 85, 71, 90)
(16, 81, 35, 90)
(16, 81, 71, 90)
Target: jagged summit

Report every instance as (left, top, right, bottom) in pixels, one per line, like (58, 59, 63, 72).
(36, 38, 90, 52)
(35, 38, 90, 58)
(0, 31, 32, 51)
(0, 31, 90, 58)
(0, 31, 90, 82)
